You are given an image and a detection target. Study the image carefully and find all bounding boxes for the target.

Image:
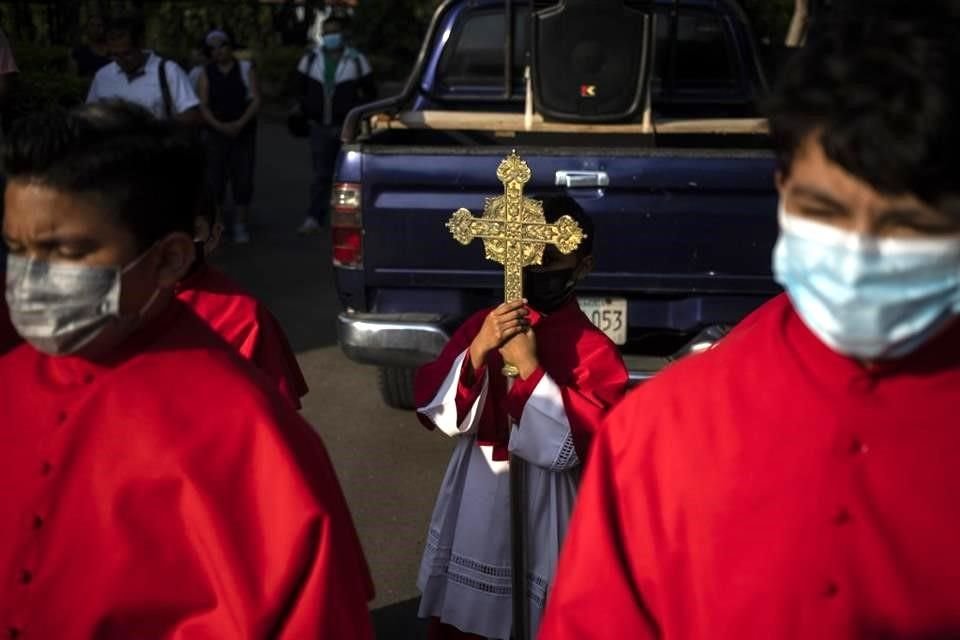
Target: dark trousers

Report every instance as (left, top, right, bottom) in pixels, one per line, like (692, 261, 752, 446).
(308, 124, 342, 223)
(206, 125, 257, 208)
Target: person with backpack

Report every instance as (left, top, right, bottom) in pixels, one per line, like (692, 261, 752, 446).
(294, 16, 376, 235)
(86, 14, 200, 125)
(196, 29, 261, 244)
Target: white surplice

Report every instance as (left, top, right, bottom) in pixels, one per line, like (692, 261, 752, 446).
(416, 349, 581, 640)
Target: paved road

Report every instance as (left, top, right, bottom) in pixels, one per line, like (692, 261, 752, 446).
(212, 118, 452, 638)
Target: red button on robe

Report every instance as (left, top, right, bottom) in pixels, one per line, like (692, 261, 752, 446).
(176, 264, 308, 409)
(0, 300, 374, 639)
(540, 294, 960, 640)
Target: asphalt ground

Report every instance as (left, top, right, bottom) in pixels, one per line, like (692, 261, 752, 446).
(211, 118, 452, 639)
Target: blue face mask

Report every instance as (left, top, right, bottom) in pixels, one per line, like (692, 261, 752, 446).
(322, 33, 344, 50)
(773, 204, 960, 360)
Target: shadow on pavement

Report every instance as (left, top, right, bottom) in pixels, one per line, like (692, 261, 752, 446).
(209, 118, 340, 354)
(373, 597, 428, 639)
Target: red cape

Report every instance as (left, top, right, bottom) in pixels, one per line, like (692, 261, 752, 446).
(540, 294, 960, 639)
(414, 299, 628, 460)
(177, 264, 308, 409)
(0, 300, 374, 638)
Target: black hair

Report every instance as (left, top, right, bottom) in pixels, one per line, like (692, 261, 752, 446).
(765, 2, 960, 215)
(2, 101, 205, 251)
(106, 13, 146, 46)
(540, 194, 593, 257)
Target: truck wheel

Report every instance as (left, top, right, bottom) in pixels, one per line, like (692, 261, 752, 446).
(378, 367, 416, 410)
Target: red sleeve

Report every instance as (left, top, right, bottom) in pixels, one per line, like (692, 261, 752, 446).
(413, 310, 490, 430)
(561, 342, 629, 459)
(267, 415, 375, 639)
(505, 366, 546, 421)
(538, 403, 658, 640)
(252, 306, 309, 410)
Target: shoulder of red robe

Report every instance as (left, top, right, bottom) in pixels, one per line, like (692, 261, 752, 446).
(602, 293, 793, 443)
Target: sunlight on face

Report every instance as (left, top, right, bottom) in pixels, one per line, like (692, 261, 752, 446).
(776, 135, 960, 239)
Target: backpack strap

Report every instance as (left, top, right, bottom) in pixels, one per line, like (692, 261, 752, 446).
(158, 58, 173, 120)
(352, 54, 362, 83)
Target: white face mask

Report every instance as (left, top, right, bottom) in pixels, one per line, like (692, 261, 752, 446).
(5, 250, 160, 356)
(772, 203, 960, 359)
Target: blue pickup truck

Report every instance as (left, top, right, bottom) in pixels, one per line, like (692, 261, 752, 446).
(332, 0, 781, 408)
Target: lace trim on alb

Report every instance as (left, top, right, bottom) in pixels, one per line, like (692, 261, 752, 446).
(551, 431, 579, 470)
(424, 529, 548, 607)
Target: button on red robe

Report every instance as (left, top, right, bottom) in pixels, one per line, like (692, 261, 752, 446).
(176, 264, 308, 409)
(540, 294, 960, 640)
(0, 299, 374, 639)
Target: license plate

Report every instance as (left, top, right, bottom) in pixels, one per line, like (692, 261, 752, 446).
(578, 297, 628, 345)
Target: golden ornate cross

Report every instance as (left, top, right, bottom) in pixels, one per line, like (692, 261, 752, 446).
(446, 151, 585, 372)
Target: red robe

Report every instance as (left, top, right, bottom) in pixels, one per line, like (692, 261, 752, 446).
(415, 300, 629, 462)
(0, 299, 374, 639)
(176, 264, 308, 409)
(539, 293, 960, 640)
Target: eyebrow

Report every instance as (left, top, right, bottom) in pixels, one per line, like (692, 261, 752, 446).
(789, 185, 849, 212)
(876, 206, 960, 233)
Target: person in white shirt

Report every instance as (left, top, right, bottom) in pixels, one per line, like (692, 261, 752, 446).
(86, 15, 200, 125)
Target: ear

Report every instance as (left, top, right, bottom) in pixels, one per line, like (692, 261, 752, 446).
(576, 255, 594, 280)
(194, 216, 211, 241)
(775, 170, 787, 196)
(152, 233, 196, 287)
(205, 221, 224, 257)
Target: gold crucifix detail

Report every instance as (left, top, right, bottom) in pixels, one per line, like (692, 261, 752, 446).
(446, 150, 584, 376)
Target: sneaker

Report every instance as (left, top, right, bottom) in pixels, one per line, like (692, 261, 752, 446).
(232, 223, 251, 244)
(297, 216, 322, 235)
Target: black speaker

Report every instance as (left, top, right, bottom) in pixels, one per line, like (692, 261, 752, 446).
(532, 0, 653, 123)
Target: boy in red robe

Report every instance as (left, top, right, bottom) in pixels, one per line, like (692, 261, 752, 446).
(177, 206, 309, 409)
(414, 196, 628, 639)
(0, 102, 374, 638)
(540, 8, 960, 640)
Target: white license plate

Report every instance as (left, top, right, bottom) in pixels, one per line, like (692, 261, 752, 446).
(578, 297, 628, 345)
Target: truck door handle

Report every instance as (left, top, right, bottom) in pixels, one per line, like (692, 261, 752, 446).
(555, 170, 610, 188)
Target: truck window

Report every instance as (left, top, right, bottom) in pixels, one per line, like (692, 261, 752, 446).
(434, 4, 746, 106)
(436, 8, 528, 93)
(655, 10, 740, 92)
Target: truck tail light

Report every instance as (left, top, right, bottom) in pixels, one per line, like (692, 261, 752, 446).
(331, 182, 362, 268)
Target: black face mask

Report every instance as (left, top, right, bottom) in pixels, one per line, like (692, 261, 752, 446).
(525, 267, 577, 313)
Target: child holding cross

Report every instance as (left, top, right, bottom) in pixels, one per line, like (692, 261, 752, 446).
(413, 195, 628, 639)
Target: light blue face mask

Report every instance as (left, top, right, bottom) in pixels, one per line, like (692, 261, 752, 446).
(322, 32, 344, 50)
(773, 204, 960, 360)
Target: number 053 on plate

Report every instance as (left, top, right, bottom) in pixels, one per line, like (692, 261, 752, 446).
(577, 297, 628, 345)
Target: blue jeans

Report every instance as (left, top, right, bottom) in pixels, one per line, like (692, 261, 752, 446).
(308, 124, 342, 223)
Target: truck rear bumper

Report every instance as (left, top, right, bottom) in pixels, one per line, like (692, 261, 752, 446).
(337, 312, 451, 368)
(339, 312, 730, 384)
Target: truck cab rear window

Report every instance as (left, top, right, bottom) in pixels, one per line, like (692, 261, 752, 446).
(436, 8, 527, 92)
(654, 11, 738, 92)
(435, 6, 740, 98)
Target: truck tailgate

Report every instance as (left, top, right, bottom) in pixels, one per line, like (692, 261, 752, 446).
(352, 145, 780, 330)
(352, 147, 778, 341)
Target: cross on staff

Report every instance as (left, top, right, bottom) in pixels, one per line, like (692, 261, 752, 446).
(445, 150, 584, 640)
(446, 151, 585, 374)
